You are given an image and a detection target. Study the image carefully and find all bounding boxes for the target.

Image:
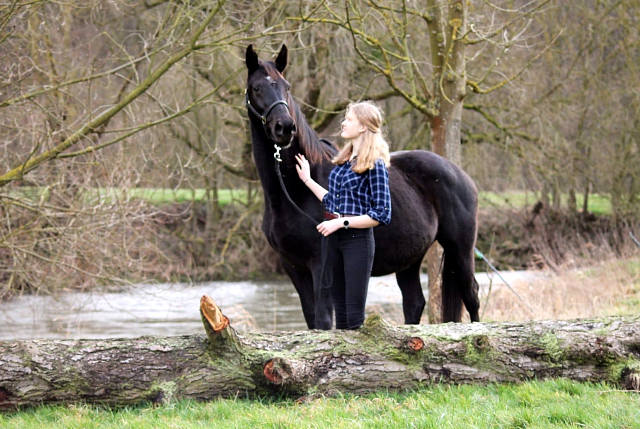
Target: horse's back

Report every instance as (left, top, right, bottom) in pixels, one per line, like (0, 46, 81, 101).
(390, 150, 478, 214)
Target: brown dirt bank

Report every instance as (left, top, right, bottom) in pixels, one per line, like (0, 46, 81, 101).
(2, 201, 638, 300)
(155, 201, 640, 279)
(476, 205, 640, 272)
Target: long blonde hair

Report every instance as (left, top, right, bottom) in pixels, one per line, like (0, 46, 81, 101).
(333, 101, 391, 173)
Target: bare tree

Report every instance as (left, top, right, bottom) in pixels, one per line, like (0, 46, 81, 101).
(462, 0, 640, 236)
(294, 0, 553, 322)
(0, 0, 294, 296)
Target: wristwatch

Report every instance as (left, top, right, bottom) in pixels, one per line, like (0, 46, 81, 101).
(343, 219, 350, 229)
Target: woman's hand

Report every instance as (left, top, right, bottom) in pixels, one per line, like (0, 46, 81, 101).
(317, 219, 342, 236)
(295, 153, 311, 184)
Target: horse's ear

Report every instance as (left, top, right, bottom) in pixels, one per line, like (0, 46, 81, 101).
(246, 44, 259, 74)
(275, 45, 288, 73)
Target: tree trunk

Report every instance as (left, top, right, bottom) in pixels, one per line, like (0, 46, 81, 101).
(425, 244, 443, 323)
(1, 297, 639, 410)
(425, 0, 468, 323)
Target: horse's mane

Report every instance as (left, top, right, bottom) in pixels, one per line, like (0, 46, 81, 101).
(287, 93, 338, 165)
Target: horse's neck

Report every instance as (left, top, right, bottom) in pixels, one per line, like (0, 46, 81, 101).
(250, 113, 332, 211)
(250, 122, 300, 207)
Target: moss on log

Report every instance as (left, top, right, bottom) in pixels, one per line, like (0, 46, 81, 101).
(1, 296, 639, 410)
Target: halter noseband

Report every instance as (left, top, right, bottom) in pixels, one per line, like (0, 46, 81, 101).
(245, 90, 289, 125)
(245, 89, 292, 161)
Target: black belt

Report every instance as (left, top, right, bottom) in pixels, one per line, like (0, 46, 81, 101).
(324, 211, 357, 220)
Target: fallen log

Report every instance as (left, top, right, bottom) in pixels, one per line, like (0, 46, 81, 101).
(0, 296, 639, 410)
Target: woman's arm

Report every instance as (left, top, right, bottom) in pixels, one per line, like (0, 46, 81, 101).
(295, 153, 328, 202)
(316, 215, 378, 237)
(366, 160, 392, 225)
(303, 177, 328, 202)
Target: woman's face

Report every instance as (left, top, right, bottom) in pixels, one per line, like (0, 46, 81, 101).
(341, 111, 366, 140)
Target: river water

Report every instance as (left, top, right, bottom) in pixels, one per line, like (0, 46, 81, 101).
(0, 272, 543, 340)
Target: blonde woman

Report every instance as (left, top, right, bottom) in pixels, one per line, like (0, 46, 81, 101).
(295, 101, 391, 329)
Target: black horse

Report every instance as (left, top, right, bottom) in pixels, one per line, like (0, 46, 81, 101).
(245, 44, 480, 329)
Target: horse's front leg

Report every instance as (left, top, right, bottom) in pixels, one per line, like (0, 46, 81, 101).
(311, 258, 333, 330)
(280, 257, 317, 329)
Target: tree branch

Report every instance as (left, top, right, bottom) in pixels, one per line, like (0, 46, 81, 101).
(0, 0, 227, 187)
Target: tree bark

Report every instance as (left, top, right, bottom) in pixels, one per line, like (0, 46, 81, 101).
(1, 297, 639, 410)
(425, 0, 468, 323)
(425, 244, 443, 323)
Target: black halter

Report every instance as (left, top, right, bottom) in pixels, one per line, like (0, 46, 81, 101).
(245, 89, 294, 161)
(245, 89, 319, 224)
(245, 90, 289, 129)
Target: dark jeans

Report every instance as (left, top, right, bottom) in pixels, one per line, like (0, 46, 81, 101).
(325, 227, 375, 329)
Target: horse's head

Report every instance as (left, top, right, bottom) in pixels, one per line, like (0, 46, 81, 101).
(245, 44, 297, 145)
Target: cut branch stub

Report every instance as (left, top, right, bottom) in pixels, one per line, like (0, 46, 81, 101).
(264, 358, 287, 384)
(621, 362, 640, 391)
(200, 295, 229, 332)
(199, 295, 240, 354)
(262, 356, 317, 396)
(407, 337, 425, 352)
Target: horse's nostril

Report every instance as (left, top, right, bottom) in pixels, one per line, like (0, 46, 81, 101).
(275, 121, 284, 136)
(291, 123, 297, 134)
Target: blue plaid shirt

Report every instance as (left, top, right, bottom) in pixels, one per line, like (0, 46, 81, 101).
(322, 158, 391, 225)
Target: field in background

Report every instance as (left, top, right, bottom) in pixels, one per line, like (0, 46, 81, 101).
(10, 187, 248, 207)
(478, 191, 612, 215)
(10, 187, 613, 213)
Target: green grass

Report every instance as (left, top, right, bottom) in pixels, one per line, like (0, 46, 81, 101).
(1, 380, 639, 428)
(120, 188, 247, 206)
(479, 191, 612, 215)
(8, 187, 613, 214)
(7, 187, 248, 207)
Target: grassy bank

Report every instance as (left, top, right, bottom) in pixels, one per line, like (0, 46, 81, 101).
(1, 380, 638, 428)
(359, 255, 640, 327)
(9, 186, 613, 213)
(10, 186, 249, 207)
(478, 191, 612, 215)
(475, 255, 640, 323)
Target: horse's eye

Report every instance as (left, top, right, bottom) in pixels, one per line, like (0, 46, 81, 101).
(271, 82, 277, 88)
(286, 86, 291, 91)
(252, 86, 260, 92)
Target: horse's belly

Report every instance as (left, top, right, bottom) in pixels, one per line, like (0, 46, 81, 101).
(371, 221, 433, 275)
(370, 192, 436, 276)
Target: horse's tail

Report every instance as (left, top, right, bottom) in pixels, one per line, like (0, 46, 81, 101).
(441, 251, 463, 322)
(440, 242, 480, 323)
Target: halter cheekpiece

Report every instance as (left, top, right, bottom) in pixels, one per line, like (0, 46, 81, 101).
(245, 89, 292, 162)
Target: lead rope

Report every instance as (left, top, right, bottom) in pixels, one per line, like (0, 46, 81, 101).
(474, 247, 534, 315)
(273, 144, 321, 225)
(274, 146, 333, 292)
(274, 145, 333, 293)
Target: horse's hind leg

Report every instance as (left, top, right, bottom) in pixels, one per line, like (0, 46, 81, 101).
(395, 259, 426, 324)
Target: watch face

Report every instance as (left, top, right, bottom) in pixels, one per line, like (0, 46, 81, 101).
(343, 219, 349, 228)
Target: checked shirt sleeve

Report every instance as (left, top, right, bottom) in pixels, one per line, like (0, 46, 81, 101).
(366, 160, 391, 225)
